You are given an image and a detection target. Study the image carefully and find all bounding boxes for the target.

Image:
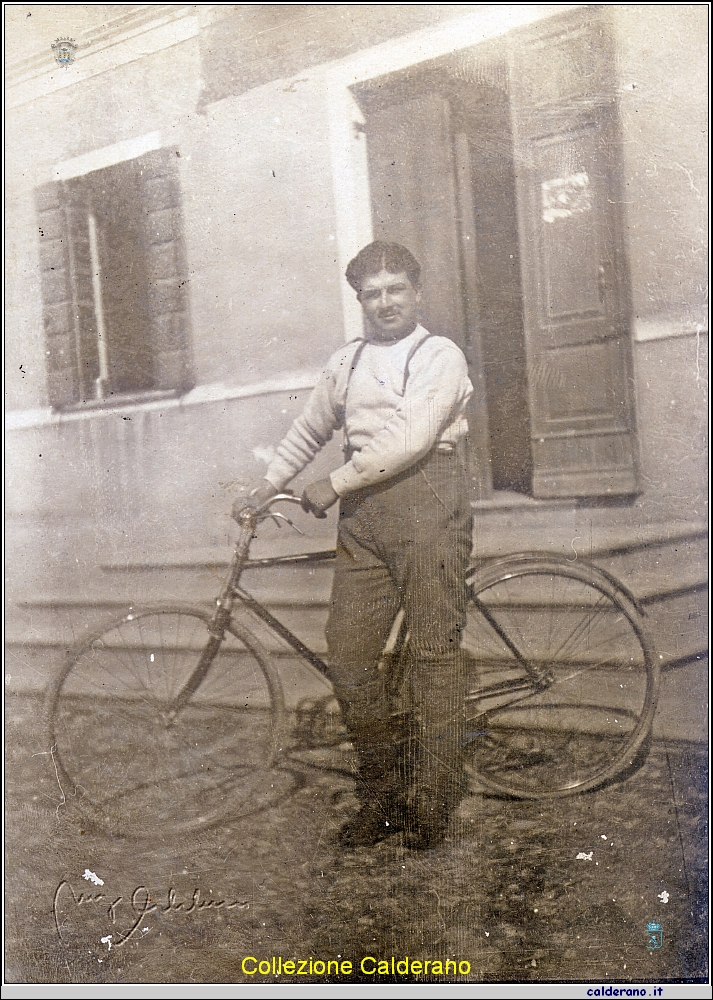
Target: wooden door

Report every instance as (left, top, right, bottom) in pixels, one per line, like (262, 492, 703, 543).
(509, 8, 638, 497)
(354, 6, 638, 500)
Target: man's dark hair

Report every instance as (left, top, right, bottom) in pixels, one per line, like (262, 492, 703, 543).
(345, 241, 422, 296)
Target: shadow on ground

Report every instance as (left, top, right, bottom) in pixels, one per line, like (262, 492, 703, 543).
(5, 692, 708, 984)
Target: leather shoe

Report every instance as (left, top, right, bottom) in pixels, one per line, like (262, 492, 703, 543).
(338, 805, 400, 849)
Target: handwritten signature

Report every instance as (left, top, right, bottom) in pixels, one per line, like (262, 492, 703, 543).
(53, 882, 249, 949)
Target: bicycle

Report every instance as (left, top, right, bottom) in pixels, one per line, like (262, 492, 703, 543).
(45, 494, 659, 835)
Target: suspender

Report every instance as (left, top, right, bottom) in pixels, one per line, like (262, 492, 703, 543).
(341, 338, 368, 457)
(401, 328, 434, 393)
(342, 328, 435, 457)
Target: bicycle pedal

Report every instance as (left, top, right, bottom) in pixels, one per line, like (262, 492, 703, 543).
(293, 695, 342, 747)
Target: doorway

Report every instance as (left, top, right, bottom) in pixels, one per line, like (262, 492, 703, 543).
(353, 49, 533, 497)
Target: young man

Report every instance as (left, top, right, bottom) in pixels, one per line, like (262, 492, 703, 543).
(236, 241, 473, 849)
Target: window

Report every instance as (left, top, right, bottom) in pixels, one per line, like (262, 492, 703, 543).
(353, 7, 638, 500)
(35, 148, 193, 408)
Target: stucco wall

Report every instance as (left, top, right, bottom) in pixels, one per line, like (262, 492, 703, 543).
(5, 388, 343, 604)
(609, 3, 708, 526)
(632, 332, 708, 525)
(183, 77, 345, 387)
(612, 3, 707, 334)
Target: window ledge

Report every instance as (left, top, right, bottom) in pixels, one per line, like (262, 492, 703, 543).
(6, 370, 321, 430)
(55, 388, 184, 414)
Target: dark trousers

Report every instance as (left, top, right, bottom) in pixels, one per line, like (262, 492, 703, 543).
(325, 447, 472, 816)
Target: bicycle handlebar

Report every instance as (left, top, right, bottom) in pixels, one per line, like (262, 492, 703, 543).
(232, 489, 330, 531)
(231, 490, 304, 529)
(266, 493, 303, 509)
(267, 492, 329, 520)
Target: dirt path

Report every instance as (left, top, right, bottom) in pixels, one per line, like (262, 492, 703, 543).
(5, 692, 707, 984)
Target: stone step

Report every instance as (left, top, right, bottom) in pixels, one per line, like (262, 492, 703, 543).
(592, 536, 706, 602)
(9, 577, 706, 684)
(13, 525, 706, 610)
(5, 641, 333, 710)
(10, 521, 706, 636)
(8, 519, 706, 704)
(11, 581, 705, 654)
(471, 499, 705, 550)
(84, 561, 335, 607)
(638, 587, 708, 669)
(6, 598, 328, 649)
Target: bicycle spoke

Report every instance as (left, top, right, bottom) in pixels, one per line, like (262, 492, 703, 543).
(47, 608, 286, 835)
(549, 590, 611, 664)
(464, 558, 656, 798)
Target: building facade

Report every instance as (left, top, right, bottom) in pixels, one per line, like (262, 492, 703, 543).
(6, 4, 708, 705)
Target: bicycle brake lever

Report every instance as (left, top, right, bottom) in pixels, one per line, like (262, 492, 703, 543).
(264, 511, 305, 535)
(275, 512, 305, 535)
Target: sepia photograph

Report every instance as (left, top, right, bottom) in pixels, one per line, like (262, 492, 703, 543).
(4, 3, 709, 988)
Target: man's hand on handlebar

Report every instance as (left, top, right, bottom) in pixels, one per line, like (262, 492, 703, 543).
(232, 479, 278, 522)
(232, 477, 338, 523)
(301, 478, 339, 519)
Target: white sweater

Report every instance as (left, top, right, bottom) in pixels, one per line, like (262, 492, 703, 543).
(264, 325, 473, 496)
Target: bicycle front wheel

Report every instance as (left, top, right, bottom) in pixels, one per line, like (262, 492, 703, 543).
(462, 556, 658, 798)
(46, 605, 287, 835)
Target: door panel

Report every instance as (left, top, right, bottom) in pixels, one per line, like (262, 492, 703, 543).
(516, 14, 615, 109)
(359, 81, 529, 496)
(532, 339, 628, 424)
(510, 9, 638, 498)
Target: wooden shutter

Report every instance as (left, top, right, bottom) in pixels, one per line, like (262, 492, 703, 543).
(35, 149, 193, 407)
(138, 149, 193, 393)
(358, 89, 494, 494)
(36, 179, 108, 406)
(65, 176, 103, 400)
(35, 182, 82, 406)
(509, 9, 638, 497)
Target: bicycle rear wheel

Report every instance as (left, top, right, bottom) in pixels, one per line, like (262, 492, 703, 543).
(46, 605, 288, 835)
(462, 556, 658, 798)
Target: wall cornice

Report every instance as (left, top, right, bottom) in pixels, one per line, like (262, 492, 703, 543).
(5, 4, 222, 110)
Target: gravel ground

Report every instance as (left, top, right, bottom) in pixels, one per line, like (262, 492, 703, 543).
(5, 691, 708, 985)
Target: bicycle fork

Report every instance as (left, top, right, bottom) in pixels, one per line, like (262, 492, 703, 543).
(166, 510, 256, 725)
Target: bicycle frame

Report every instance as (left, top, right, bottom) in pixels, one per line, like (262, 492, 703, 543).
(170, 496, 597, 726)
(221, 499, 546, 700)
(172, 496, 334, 715)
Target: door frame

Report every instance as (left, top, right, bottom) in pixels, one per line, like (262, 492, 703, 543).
(321, 4, 584, 341)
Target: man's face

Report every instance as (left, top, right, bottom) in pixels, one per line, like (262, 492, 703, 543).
(358, 269, 421, 342)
